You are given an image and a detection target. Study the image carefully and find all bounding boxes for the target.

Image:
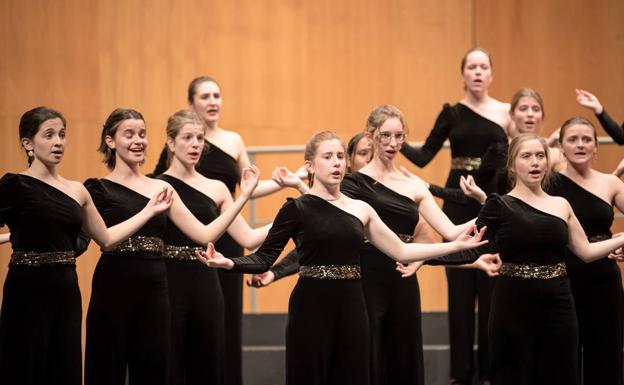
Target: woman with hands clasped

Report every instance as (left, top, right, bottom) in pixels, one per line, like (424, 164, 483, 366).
(196, 131, 486, 385)
(84, 108, 259, 385)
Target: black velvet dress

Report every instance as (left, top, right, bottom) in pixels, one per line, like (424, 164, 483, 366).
(0, 173, 83, 385)
(230, 194, 369, 385)
(158, 174, 225, 385)
(435, 194, 579, 385)
(155, 142, 244, 385)
(341, 172, 423, 385)
(84, 179, 170, 385)
(549, 173, 623, 385)
(401, 103, 507, 382)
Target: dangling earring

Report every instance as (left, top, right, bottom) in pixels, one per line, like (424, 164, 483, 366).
(27, 150, 34, 158)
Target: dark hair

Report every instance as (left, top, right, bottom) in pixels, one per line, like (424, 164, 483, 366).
(98, 108, 145, 169)
(460, 47, 492, 72)
(187, 76, 219, 104)
(347, 133, 366, 158)
(19, 106, 66, 166)
(558, 116, 597, 144)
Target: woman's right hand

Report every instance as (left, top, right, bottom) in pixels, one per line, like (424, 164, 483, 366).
(575, 89, 603, 115)
(195, 243, 235, 269)
(459, 175, 487, 204)
(473, 253, 501, 277)
(246, 271, 276, 288)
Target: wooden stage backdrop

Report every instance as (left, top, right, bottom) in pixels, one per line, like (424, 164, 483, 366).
(1, 0, 622, 321)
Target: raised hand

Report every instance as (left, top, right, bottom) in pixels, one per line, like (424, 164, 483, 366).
(473, 253, 501, 277)
(395, 261, 423, 278)
(239, 165, 260, 198)
(272, 167, 306, 189)
(146, 186, 174, 215)
(454, 225, 488, 250)
(575, 89, 603, 115)
(246, 271, 276, 288)
(195, 243, 234, 269)
(459, 175, 487, 204)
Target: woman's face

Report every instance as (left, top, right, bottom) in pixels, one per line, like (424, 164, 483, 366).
(511, 96, 543, 134)
(373, 117, 406, 162)
(25, 117, 66, 166)
(511, 138, 547, 188)
(190, 81, 222, 125)
(169, 123, 205, 167)
(461, 50, 492, 93)
(350, 136, 372, 172)
(107, 118, 147, 166)
(306, 139, 346, 187)
(559, 124, 597, 166)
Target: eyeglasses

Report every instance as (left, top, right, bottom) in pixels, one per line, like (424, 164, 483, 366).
(378, 131, 406, 144)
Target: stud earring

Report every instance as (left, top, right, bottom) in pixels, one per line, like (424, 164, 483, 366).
(27, 150, 34, 158)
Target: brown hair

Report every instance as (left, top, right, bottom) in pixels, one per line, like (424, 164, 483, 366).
(460, 47, 492, 72)
(304, 131, 344, 187)
(187, 76, 219, 104)
(98, 108, 144, 169)
(165, 110, 206, 168)
(19, 106, 66, 166)
(506, 133, 551, 190)
(558, 116, 597, 144)
(510, 87, 545, 120)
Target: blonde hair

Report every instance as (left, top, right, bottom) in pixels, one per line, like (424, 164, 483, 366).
(304, 131, 344, 187)
(165, 109, 205, 167)
(506, 133, 551, 190)
(365, 105, 408, 136)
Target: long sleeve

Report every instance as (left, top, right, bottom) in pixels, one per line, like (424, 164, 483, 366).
(230, 199, 301, 273)
(270, 248, 301, 280)
(400, 103, 455, 167)
(596, 110, 624, 144)
(153, 145, 169, 175)
(0, 174, 18, 229)
(427, 194, 502, 265)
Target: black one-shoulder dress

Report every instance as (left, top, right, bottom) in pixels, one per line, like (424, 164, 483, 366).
(0, 173, 83, 385)
(230, 194, 369, 385)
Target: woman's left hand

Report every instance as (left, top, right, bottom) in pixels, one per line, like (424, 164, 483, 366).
(195, 243, 234, 269)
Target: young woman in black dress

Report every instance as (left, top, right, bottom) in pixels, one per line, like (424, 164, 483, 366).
(85, 108, 259, 385)
(158, 109, 271, 385)
(196, 131, 488, 385)
(440, 133, 624, 385)
(549, 117, 624, 385)
(0, 107, 173, 385)
(153, 77, 304, 385)
(400, 48, 511, 385)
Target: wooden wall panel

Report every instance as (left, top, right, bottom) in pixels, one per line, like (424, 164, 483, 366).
(0, 0, 622, 323)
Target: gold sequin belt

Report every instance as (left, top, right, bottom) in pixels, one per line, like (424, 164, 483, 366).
(588, 234, 610, 243)
(364, 234, 414, 244)
(10, 251, 76, 267)
(500, 262, 567, 279)
(451, 157, 482, 171)
(163, 245, 202, 261)
(299, 265, 361, 279)
(107, 236, 164, 253)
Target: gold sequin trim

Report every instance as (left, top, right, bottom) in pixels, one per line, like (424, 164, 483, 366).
(10, 251, 76, 266)
(451, 157, 482, 171)
(108, 236, 163, 253)
(299, 265, 361, 279)
(588, 234, 610, 243)
(500, 262, 567, 279)
(163, 245, 202, 261)
(364, 234, 414, 244)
